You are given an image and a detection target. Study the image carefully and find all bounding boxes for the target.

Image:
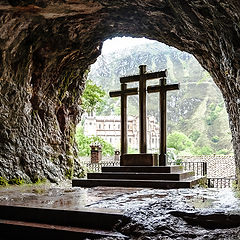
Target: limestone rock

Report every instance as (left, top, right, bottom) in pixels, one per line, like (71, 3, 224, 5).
(0, 0, 240, 181)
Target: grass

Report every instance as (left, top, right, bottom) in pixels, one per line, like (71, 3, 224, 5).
(0, 176, 48, 187)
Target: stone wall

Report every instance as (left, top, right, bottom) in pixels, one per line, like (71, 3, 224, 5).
(180, 155, 236, 178)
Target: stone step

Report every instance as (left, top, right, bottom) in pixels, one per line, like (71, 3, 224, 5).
(72, 176, 202, 189)
(0, 205, 127, 231)
(87, 171, 194, 181)
(102, 165, 183, 173)
(0, 219, 128, 239)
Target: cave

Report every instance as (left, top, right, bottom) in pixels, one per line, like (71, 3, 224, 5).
(0, 1, 240, 184)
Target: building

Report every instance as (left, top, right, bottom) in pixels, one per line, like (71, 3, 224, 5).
(83, 115, 160, 151)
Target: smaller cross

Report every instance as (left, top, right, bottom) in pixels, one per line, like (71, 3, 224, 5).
(147, 74, 179, 165)
(109, 84, 138, 155)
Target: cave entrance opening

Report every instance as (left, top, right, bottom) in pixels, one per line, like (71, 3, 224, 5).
(76, 36, 233, 164)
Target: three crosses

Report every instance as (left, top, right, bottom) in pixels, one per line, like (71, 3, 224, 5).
(109, 65, 179, 166)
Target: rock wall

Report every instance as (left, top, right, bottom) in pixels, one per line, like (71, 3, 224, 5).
(0, 1, 240, 183)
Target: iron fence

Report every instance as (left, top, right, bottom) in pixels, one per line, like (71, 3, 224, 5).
(82, 161, 120, 173)
(207, 177, 237, 188)
(168, 161, 207, 176)
(82, 160, 207, 175)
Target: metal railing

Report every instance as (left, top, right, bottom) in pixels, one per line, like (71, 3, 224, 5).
(82, 160, 207, 175)
(82, 161, 120, 173)
(168, 161, 207, 176)
(207, 177, 237, 188)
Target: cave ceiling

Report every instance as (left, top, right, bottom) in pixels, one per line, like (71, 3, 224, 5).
(1, 0, 240, 181)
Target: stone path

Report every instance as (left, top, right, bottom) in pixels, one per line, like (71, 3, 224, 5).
(1, 182, 240, 239)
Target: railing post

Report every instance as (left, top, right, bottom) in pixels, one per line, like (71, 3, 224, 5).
(203, 162, 207, 176)
(207, 178, 211, 188)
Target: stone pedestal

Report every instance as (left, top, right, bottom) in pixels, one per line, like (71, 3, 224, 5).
(90, 143, 102, 163)
(114, 150, 120, 161)
(120, 153, 159, 166)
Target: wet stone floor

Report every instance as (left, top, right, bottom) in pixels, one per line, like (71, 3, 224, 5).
(1, 181, 240, 239)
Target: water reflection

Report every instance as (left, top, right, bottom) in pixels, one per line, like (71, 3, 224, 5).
(0, 182, 139, 210)
(1, 183, 240, 212)
(1, 183, 240, 239)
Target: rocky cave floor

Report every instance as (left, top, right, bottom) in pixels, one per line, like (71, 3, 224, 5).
(0, 182, 240, 239)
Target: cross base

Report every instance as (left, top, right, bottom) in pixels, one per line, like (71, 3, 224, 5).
(120, 153, 159, 166)
(159, 154, 167, 166)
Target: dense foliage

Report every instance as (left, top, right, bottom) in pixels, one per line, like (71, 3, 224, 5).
(167, 131, 230, 155)
(81, 80, 106, 114)
(75, 126, 114, 156)
(167, 132, 193, 154)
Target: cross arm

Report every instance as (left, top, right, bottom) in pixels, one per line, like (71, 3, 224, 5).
(147, 83, 179, 93)
(109, 87, 138, 97)
(120, 70, 167, 83)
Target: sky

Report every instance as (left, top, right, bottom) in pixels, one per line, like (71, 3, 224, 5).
(102, 37, 157, 54)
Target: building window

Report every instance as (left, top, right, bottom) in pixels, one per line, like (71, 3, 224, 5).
(99, 124, 101, 129)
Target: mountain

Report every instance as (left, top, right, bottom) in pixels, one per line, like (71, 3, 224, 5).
(87, 38, 232, 154)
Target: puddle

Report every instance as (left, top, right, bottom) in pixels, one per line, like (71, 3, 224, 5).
(0, 182, 140, 210)
(1, 183, 240, 212)
(1, 183, 240, 239)
(188, 196, 215, 208)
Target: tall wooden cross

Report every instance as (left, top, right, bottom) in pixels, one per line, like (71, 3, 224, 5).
(120, 65, 166, 153)
(109, 83, 138, 155)
(147, 75, 179, 165)
(109, 65, 179, 167)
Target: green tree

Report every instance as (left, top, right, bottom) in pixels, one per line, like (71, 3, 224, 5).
(189, 130, 201, 142)
(75, 126, 114, 156)
(216, 149, 230, 155)
(211, 136, 219, 143)
(167, 131, 193, 153)
(75, 126, 92, 156)
(206, 102, 223, 125)
(81, 80, 106, 114)
(193, 146, 214, 155)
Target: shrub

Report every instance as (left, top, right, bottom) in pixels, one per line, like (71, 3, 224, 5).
(216, 149, 229, 155)
(0, 177, 8, 186)
(206, 103, 223, 125)
(8, 177, 24, 185)
(189, 130, 200, 142)
(167, 131, 193, 153)
(193, 146, 214, 155)
(211, 136, 219, 143)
